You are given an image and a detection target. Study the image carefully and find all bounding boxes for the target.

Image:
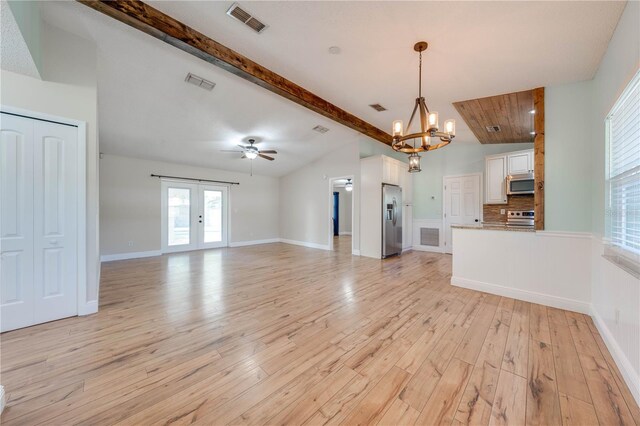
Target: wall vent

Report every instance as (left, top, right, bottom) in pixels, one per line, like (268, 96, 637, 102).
(312, 125, 330, 134)
(485, 125, 501, 133)
(420, 228, 439, 247)
(185, 73, 216, 91)
(227, 3, 268, 33)
(369, 103, 387, 112)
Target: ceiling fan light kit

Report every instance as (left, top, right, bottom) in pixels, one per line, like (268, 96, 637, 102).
(392, 42, 455, 172)
(345, 179, 353, 192)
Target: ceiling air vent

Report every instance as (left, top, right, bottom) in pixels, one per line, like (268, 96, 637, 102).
(369, 103, 387, 112)
(227, 3, 268, 34)
(485, 125, 501, 133)
(312, 125, 330, 134)
(185, 73, 215, 91)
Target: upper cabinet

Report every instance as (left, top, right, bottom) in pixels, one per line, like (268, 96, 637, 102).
(486, 155, 508, 204)
(485, 149, 534, 204)
(507, 150, 534, 175)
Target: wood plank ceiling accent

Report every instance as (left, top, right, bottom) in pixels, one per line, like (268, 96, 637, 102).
(77, 0, 393, 145)
(533, 87, 545, 230)
(453, 89, 536, 144)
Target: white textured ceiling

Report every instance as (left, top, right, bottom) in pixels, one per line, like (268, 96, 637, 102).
(1, 0, 40, 79)
(39, 1, 625, 175)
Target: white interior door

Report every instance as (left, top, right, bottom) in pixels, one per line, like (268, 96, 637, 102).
(443, 174, 481, 254)
(162, 181, 228, 253)
(1, 113, 79, 332)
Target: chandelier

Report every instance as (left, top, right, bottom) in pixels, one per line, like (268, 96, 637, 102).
(392, 42, 456, 172)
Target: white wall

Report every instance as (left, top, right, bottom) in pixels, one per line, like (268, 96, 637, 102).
(452, 229, 592, 313)
(100, 154, 280, 256)
(589, 0, 640, 404)
(279, 140, 361, 251)
(545, 80, 593, 232)
(1, 22, 100, 308)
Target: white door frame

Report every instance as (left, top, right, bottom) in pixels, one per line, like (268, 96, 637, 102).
(328, 175, 355, 253)
(160, 179, 229, 253)
(1, 105, 88, 316)
(442, 172, 483, 251)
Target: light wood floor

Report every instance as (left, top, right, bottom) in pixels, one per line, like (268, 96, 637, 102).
(1, 241, 638, 425)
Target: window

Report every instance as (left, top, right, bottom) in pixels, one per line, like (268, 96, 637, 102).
(605, 69, 640, 271)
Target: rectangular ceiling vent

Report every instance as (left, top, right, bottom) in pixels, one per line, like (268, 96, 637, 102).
(185, 73, 215, 91)
(485, 125, 501, 133)
(227, 3, 268, 34)
(369, 103, 387, 112)
(313, 125, 330, 134)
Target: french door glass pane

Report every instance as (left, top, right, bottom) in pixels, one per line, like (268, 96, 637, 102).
(203, 190, 222, 243)
(167, 188, 190, 246)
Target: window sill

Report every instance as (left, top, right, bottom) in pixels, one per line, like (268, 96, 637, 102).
(602, 254, 640, 280)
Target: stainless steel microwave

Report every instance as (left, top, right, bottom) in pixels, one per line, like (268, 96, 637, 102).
(506, 173, 535, 195)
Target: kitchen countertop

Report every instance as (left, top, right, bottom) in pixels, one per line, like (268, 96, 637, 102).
(451, 223, 535, 232)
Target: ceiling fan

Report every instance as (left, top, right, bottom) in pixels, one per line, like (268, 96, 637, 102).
(221, 138, 277, 161)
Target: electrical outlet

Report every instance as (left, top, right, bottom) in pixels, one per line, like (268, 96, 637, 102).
(127, 241, 134, 247)
(615, 308, 620, 325)
(500, 209, 506, 215)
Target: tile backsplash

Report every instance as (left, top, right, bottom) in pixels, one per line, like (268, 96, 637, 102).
(483, 195, 534, 223)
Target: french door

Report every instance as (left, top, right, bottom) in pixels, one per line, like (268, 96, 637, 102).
(161, 181, 228, 253)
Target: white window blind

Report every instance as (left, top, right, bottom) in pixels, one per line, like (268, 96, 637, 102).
(606, 70, 640, 261)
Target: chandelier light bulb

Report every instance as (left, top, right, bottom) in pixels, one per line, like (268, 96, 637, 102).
(392, 120, 403, 137)
(428, 112, 439, 130)
(245, 151, 258, 160)
(444, 119, 456, 136)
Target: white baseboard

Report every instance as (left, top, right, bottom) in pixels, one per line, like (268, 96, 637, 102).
(100, 250, 161, 262)
(78, 300, 98, 316)
(352, 249, 361, 256)
(0, 384, 5, 414)
(338, 232, 352, 236)
(279, 238, 330, 251)
(229, 238, 280, 247)
(591, 308, 640, 406)
(412, 245, 445, 254)
(450, 276, 591, 314)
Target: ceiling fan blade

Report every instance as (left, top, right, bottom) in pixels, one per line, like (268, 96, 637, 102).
(237, 144, 248, 150)
(259, 150, 278, 154)
(258, 154, 275, 161)
(240, 153, 247, 159)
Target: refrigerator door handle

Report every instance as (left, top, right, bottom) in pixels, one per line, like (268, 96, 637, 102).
(392, 198, 398, 226)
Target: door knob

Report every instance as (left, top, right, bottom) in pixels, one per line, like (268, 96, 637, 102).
(475, 219, 479, 222)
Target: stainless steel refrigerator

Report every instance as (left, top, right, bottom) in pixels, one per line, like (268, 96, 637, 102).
(382, 184, 402, 258)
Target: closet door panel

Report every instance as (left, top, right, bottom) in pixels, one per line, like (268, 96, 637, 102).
(33, 121, 78, 323)
(0, 114, 35, 331)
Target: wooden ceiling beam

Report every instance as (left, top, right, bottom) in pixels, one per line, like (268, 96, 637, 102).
(77, 0, 392, 145)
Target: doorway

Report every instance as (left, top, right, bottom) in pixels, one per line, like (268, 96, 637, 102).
(161, 180, 228, 253)
(442, 173, 482, 254)
(329, 176, 354, 253)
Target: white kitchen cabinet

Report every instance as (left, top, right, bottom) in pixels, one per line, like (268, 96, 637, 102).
(360, 155, 411, 258)
(485, 155, 507, 204)
(382, 156, 400, 185)
(507, 149, 534, 175)
(485, 149, 534, 204)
